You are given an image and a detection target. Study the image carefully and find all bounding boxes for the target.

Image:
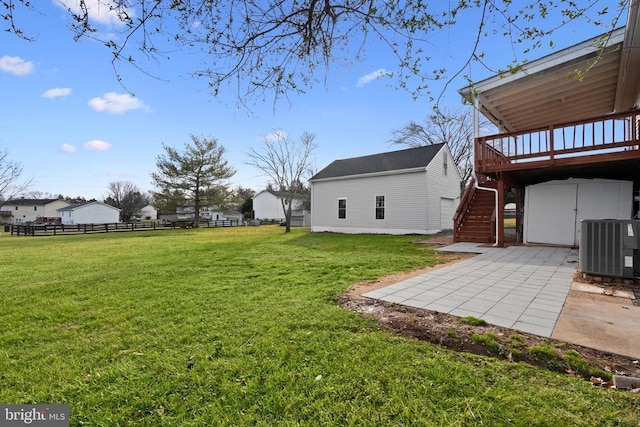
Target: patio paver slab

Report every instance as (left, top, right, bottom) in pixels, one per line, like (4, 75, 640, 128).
(363, 245, 578, 337)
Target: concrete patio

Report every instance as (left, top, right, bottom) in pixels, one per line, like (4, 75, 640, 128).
(363, 243, 640, 359)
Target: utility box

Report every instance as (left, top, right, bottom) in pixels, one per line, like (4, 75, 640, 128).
(580, 219, 640, 279)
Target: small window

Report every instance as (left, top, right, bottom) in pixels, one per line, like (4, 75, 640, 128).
(443, 154, 448, 176)
(375, 196, 385, 220)
(15, 206, 18, 211)
(34, 206, 38, 211)
(338, 198, 347, 219)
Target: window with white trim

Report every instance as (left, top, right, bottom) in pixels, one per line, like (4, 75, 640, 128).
(338, 198, 347, 219)
(375, 196, 385, 220)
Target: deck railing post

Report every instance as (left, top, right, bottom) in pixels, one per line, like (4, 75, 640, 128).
(549, 124, 555, 165)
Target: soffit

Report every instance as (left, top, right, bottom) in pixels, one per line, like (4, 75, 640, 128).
(459, 3, 640, 132)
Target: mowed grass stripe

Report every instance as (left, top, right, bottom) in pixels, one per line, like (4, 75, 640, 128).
(0, 226, 637, 426)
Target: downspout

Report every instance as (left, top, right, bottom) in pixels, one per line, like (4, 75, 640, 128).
(470, 96, 499, 247)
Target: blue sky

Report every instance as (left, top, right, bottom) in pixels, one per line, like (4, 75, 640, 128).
(0, 1, 626, 200)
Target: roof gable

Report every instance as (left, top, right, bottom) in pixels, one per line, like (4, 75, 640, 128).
(311, 144, 445, 181)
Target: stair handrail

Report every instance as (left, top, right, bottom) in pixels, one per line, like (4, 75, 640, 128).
(453, 177, 477, 235)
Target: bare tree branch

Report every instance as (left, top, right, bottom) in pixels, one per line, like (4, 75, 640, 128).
(0, 149, 32, 207)
(1, 1, 628, 105)
(389, 107, 495, 194)
(246, 130, 317, 232)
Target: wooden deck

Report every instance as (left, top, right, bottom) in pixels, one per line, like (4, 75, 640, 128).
(455, 109, 640, 246)
(476, 109, 640, 178)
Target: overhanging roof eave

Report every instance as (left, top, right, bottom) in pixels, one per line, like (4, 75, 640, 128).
(458, 27, 626, 102)
(615, 0, 640, 111)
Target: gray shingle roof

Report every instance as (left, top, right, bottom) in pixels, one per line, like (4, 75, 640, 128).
(6, 198, 60, 206)
(260, 189, 309, 199)
(311, 143, 445, 180)
(57, 203, 89, 211)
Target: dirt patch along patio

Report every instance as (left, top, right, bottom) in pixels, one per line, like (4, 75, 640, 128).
(339, 243, 640, 383)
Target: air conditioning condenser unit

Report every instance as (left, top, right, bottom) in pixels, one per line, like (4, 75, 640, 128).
(579, 219, 640, 279)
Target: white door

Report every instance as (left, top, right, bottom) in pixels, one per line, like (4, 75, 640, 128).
(525, 184, 577, 245)
(440, 197, 456, 231)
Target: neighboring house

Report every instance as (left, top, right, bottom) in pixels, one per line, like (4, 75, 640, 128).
(221, 209, 244, 223)
(0, 198, 70, 225)
(454, 7, 640, 247)
(504, 203, 516, 218)
(252, 189, 309, 226)
(309, 143, 461, 235)
(58, 202, 121, 225)
(138, 204, 158, 220)
(175, 205, 224, 221)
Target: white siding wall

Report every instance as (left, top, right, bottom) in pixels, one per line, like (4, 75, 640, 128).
(425, 146, 462, 230)
(43, 200, 70, 217)
(524, 178, 633, 246)
(10, 205, 36, 223)
(139, 205, 157, 219)
(63, 204, 120, 224)
(253, 192, 305, 220)
(3, 200, 69, 224)
(311, 170, 431, 234)
(253, 192, 284, 220)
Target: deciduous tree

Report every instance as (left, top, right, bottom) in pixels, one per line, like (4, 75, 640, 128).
(0, 149, 31, 207)
(246, 131, 316, 232)
(152, 135, 235, 226)
(104, 181, 148, 222)
(389, 107, 495, 194)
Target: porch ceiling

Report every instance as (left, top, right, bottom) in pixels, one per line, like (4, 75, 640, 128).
(459, 1, 640, 133)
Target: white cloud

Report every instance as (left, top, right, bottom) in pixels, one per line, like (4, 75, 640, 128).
(42, 87, 72, 99)
(357, 69, 391, 87)
(0, 56, 34, 76)
(84, 140, 113, 151)
(54, 0, 133, 27)
(61, 144, 77, 153)
(88, 92, 149, 114)
(263, 129, 288, 143)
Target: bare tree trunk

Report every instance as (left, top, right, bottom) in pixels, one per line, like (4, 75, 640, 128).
(285, 202, 292, 233)
(193, 196, 201, 227)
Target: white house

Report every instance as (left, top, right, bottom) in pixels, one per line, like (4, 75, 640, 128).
(252, 189, 309, 226)
(138, 204, 158, 220)
(175, 205, 224, 221)
(310, 143, 461, 235)
(58, 202, 121, 225)
(0, 198, 70, 224)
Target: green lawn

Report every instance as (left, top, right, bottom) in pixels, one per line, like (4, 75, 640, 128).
(1, 227, 638, 426)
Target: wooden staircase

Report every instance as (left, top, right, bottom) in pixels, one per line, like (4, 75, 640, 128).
(453, 179, 496, 244)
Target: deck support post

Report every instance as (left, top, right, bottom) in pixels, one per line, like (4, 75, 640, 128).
(497, 177, 505, 247)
